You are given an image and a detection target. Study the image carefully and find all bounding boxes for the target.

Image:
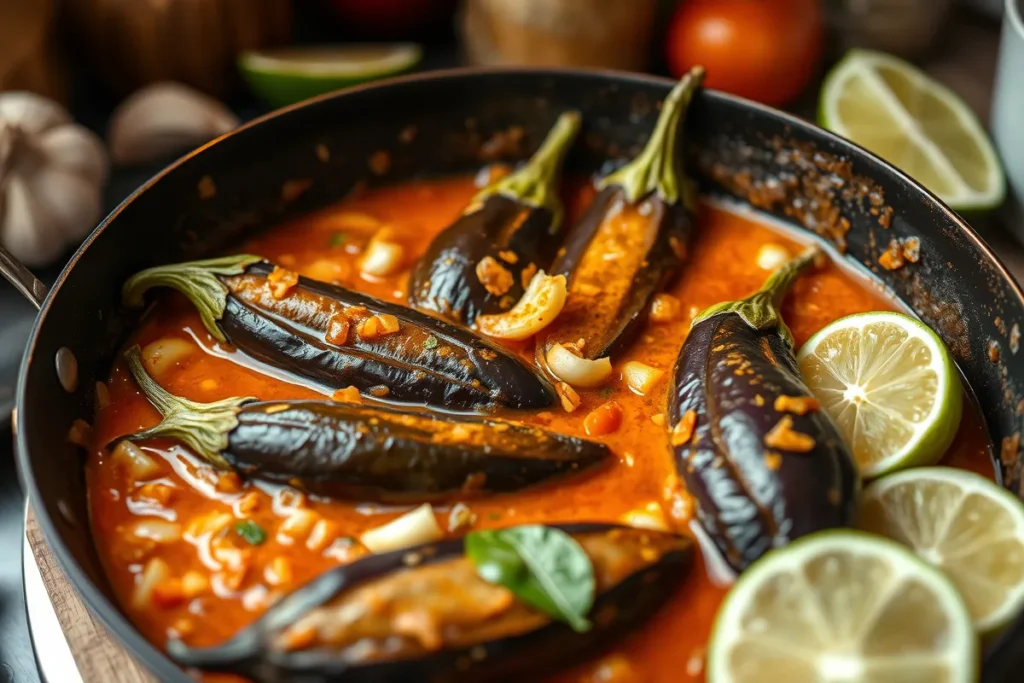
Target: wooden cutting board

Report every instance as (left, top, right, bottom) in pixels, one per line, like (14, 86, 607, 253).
(25, 508, 155, 683)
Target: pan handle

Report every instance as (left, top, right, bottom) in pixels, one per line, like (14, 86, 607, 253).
(0, 242, 48, 311)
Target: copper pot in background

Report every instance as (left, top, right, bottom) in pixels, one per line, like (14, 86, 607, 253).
(60, 0, 293, 98)
(459, 0, 658, 71)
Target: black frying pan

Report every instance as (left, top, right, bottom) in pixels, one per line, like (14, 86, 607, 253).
(5, 68, 1024, 682)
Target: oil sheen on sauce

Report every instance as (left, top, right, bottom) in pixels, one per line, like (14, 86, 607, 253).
(86, 176, 994, 683)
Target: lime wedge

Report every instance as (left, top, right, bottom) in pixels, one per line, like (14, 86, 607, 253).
(820, 49, 1004, 212)
(239, 44, 422, 108)
(707, 530, 977, 683)
(860, 466, 1024, 635)
(797, 311, 962, 478)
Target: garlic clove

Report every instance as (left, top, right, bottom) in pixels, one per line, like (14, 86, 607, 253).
(476, 271, 568, 341)
(0, 91, 71, 134)
(28, 166, 102, 241)
(37, 125, 109, 186)
(108, 82, 241, 166)
(546, 343, 612, 388)
(0, 176, 66, 266)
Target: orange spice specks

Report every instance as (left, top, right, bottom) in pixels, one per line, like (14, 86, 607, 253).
(764, 416, 816, 452)
(759, 337, 779, 366)
(764, 451, 782, 471)
(267, 266, 299, 300)
(520, 262, 538, 290)
(325, 313, 350, 345)
(584, 401, 624, 437)
(753, 394, 765, 407)
(331, 386, 362, 403)
(476, 256, 514, 297)
(671, 410, 697, 447)
(556, 382, 581, 413)
(497, 250, 519, 264)
(773, 395, 820, 415)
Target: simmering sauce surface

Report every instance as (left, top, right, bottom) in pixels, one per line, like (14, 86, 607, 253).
(86, 176, 993, 682)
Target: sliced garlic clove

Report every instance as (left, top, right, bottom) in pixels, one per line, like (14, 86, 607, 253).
(360, 504, 442, 553)
(108, 82, 240, 166)
(546, 343, 612, 388)
(477, 271, 567, 341)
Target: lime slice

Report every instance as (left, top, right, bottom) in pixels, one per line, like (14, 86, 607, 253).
(797, 311, 962, 478)
(819, 49, 1004, 211)
(707, 530, 977, 683)
(239, 44, 422, 109)
(860, 466, 1024, 635)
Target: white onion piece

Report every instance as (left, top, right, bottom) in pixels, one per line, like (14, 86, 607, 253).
(360, 234, 405, 277)
(477, 271, 567, 341)
(112, 440, 161, 480)
(132, 557, 170, 608)
(360, 504, 442, 553)
(546, 343, 612, 388)
(133, 520, 182, 543)
(142, 337, 194, 377)
(622, 361, 665, 396)
(756, 243, 790, 271)
(620, 502, 670, 531)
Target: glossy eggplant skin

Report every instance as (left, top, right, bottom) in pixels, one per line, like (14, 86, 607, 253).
(541, 185, 693, 360)
(409, 194, 558, 325)
(225, 400, 610, 501)
(668, 313, 858, 572)
(222, 262, 556, 411)
(167, 524, 692, 683)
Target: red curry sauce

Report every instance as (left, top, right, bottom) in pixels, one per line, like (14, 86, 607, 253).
(86, 176, 993, 682)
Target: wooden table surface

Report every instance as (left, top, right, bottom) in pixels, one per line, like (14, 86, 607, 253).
(22, 7, 1024, 681)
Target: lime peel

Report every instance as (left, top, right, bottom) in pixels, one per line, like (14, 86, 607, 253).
(860, 466, 1024, 635)
(797, 311, 962, 478)
(707, 529, 977, 683)
(820, 49, 1004, 212)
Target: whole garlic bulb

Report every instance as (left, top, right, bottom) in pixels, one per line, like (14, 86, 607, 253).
(0, 92, 108, 266)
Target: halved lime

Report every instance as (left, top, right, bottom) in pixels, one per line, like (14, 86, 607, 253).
(797, 311, 962, 478)
(239, 44, 422, 109)
(820, 49, 1004, 212)
(860, 466, 1024, 635)
(707, 530, 977, 683)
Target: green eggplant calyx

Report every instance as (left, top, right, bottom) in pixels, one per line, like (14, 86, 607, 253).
(599, 66, 705, 208)
(691, 246, 823, 347)
(121, 254, 263, 343)
(113, 345, 255, 469)
(473, 110, 582, 230)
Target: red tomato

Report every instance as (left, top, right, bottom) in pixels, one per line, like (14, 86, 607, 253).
(665, 0, 824, 107)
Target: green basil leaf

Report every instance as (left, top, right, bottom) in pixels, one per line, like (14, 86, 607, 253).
(234, 520, 267, 545)
(466, 525, 594, 633)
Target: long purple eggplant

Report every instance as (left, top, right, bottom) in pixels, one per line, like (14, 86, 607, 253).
(667, 248, 858, 572)
(167, 524, 691, 683)
(408, 112, 581, 326)
(537, 67, 704, 365)
(116, 347, 608, 502)
(122, 257, 555, 411)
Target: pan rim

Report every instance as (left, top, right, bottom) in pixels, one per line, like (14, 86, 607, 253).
(14, 64, 1024, 681)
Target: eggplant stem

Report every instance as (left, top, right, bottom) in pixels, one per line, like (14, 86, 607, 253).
(112, 346, 254, 469)
(121, 254, 262, 343)
(691, 246, 823, 346)
(599, 66, 705, 208)
(475, 110, 581, 228)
